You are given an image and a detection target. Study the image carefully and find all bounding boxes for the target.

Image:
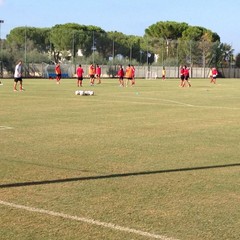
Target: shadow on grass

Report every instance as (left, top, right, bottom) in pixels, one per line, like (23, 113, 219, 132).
(1, 163, 239, 189)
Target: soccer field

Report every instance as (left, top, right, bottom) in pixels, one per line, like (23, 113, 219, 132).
(0, 78, 240, 240)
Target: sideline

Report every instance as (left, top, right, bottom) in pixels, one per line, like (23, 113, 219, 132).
(0, 200, 178, 240)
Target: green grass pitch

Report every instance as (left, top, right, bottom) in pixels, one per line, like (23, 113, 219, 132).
(0, 78, 240, 240)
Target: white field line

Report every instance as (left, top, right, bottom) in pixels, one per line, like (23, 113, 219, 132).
(0, 126, 13, 130)
(137, 96, 240, 109)
(116, 96, 240, 110)
(0, 200, 178, 240)
(80, 95, 240, 109)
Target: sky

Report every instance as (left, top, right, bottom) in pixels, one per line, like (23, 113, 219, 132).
(0, 0, 240, 53)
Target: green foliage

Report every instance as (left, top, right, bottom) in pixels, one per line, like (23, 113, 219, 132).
(144, 21, 222, 66)
(49, 23, 107, 63)
(2, 21, 235, 71)
(182, 26, 204, 41)
(7, 27, 50, 52)
(145, 21, 189, 39)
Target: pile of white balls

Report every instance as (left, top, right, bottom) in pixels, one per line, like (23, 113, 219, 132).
(75, 90, 94, 96)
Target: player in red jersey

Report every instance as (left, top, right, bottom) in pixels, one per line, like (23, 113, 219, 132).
(76, 64, 84, 87)
(55, 63, 62, 84)
(182, 65, 191, 87)
(96, 64, 102, 84)
(210, 67, 218, 84)
(117, 65, 124, 87)
(179, 66, 185, 87)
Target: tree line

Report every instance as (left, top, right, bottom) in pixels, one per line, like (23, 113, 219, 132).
(0, 21, 238, 74)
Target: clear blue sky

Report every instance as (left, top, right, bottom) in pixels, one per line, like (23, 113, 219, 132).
(1, 0, 239, 53)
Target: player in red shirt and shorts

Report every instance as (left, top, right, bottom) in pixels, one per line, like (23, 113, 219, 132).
(210, 67, 218, 84)
(182, 65, 191, 87)
(76, 64, 84, 87)
(55, 63, 62, 84)
(117, 65, 124, 87)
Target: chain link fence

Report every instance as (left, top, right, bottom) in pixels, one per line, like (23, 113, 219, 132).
(2, 63, 239, 79)
(1, 36, 238, 78)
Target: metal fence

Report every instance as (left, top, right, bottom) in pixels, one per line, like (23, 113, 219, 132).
(9, 63, 240, 79)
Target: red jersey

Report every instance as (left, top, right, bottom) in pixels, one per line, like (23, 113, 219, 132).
(118, 68, 124, 77)
(76, 67, 84, 77)
(184, 68, 189, 76)
(55, 64, 61, 74)
(180, 68, 184, 75)
(96, 66, 101, 75)
(212, 68, 218, 75)
(131, 66, 135, 77)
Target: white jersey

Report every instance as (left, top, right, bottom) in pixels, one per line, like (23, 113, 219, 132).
(14, 63, 22, 78)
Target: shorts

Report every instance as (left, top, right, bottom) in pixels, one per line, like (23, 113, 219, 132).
(90, 74, 95, 78)
(180, 75, 184, 80)
(14, 77, 22, 82)
(78, 76, 83, 80)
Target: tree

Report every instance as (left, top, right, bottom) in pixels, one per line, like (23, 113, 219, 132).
(50, 23, 107, 63)
(145, 21, 189, 39)
(2, 20, 231, 71)
(235, 53, 240, 67)
(145, 21, 191, 65)
(145, 21, 221, 66)
(4, 27, 51, 73)
(7, 27, 50, 52)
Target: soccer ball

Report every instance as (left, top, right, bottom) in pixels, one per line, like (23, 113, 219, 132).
(85, 90, 94, 96)
(75, 90, 84, 95)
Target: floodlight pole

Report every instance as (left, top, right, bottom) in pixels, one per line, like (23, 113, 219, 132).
(0, 20, 4, 78)
(24, 26, 27, 63)
(92, 31, 95, 64)
(112, 39, 115, 63)
(72, 31, 75, 64)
